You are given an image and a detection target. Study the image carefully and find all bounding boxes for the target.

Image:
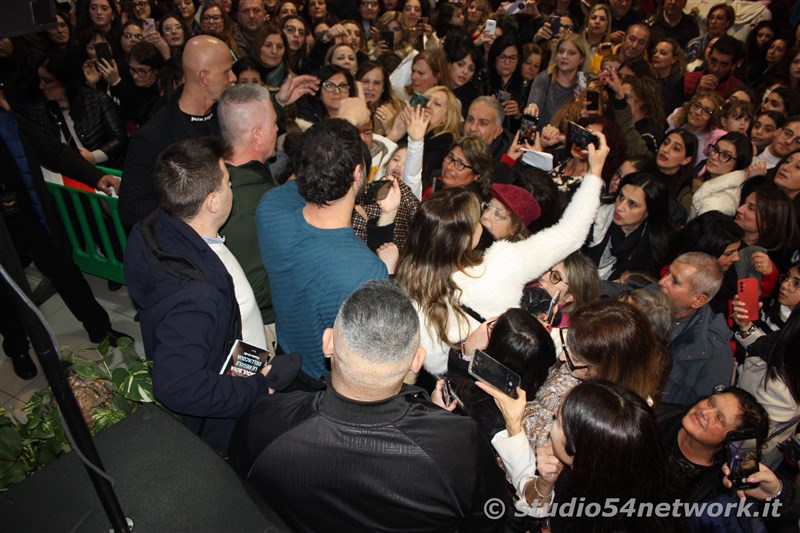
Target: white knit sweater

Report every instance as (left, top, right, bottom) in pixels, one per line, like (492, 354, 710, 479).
(419, 174, 604, 374)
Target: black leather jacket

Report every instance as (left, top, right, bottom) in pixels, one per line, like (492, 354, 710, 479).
(27, 87, 127, 165)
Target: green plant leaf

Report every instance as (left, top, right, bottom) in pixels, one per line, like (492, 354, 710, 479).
(0, 460, 29, 490)
(111, 394, 131, 415)
(91, 407, 126, 434)
(112, 365, 155, 403)
(69, 357, 112, 380)
(96, 337, 111, 356)
(0, 427, 22, 461)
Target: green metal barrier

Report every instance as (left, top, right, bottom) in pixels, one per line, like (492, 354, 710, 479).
(45, 180, 127, 284)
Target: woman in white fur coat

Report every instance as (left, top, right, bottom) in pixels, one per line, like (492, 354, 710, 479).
(395, 133, 610, 375)
(689, 131, 753, 220)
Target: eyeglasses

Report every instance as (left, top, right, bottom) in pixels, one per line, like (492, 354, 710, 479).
(133, 1, 149, 8)
(283, 25, 306, 36)
(362, 0, 379, 6)
(690, 101, 715, 116)
(123, 32, 144, 40)
(321, 81, 351, 93)
(561, 25, 575, 32)
(444, 152, 473, 171)
(129, 65, 153, 76)
(162, 24, 183, 33)
(546, 269, 568, 285)
(481, 201, 510, 221)
(780, 274, 800, 292)
(560, 328, 589, 374)
(780, 128, 800, 146)
(705, 143, 735, 163)
(497, 53, 519, 63)
(202, 14, 222, 22)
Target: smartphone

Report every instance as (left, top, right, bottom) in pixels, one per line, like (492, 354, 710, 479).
(549, 15, 561, 35)
(568, 121, 599, 150)
(497, 90, 512, 103)
(726, 429, 760, 489)
(737, 277, 759, 322)
(142, 17, 155, 33)
(545, 290, 561, 324)
(484, 19, 496, 36)
(586, 89, 601, 112)
(518, 114, 539, 145)
(440, 378, 452, 405)
(409, 92, 429, 109)
(365, 179, 392, 203)
(417, 16, 428, 26)
(503, 0, 526, 14)
(380, 30, 394, 49)
(469, 349, 521, 399)
(94, 41, 113, 63)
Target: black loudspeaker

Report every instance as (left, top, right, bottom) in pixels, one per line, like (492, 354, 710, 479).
(0, 405, 290, 532)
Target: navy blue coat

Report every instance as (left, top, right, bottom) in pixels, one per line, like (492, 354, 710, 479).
(124, 209, 267, 454)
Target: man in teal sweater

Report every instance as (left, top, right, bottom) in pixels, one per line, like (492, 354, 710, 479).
(255, 119, 390, 389)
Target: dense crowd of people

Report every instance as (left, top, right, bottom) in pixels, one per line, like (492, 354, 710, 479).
(4, 0, 800, 530)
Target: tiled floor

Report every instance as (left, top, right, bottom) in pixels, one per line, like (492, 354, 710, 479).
(0, 268, 144, 421)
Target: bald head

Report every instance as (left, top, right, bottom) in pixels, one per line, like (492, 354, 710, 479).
(182, 35, 236, 102)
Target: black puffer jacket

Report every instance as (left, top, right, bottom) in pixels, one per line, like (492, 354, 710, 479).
(27, 87, 127, 166)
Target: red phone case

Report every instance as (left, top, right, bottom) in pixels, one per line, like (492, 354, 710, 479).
(737, 278, 759, 322)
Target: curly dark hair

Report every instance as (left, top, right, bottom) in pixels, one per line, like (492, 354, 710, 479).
(294, 119, 366, 206)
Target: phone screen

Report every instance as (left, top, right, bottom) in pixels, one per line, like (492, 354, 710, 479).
(568, 121, 598, 150)
(409, 93, 429, 109)
(518, 114, 539, 145)
(365, 179, 392, 203)
(726, 432, 760, 488)
(549, 16, 561, 34)
(95, 42, 113, 63)
(586, 90, 600, 112)
(468, 349, 520, 398)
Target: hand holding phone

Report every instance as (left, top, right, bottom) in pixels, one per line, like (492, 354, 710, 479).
(726, 429, 761, 489)
(484, 19, 497, 36)
(142, 17, 156, 34)
(365, 179, 393, 203)
(518, 114, 539, 145)
(568, 121, 599, 150)
(469, 349, 521, 398)
(737, 278, 759, 322)
(409, 92, 429, 109)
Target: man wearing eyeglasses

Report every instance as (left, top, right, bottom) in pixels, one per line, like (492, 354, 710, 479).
(683, 35, 744, 100)
(753, 116, 800, 169)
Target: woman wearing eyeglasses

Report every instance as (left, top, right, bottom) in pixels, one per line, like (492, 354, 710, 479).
(487, 35, 526, 131)
(159, 15, 187, 56)
(689, 131, 753, 219)
(395, 132, 610, 377)
(295, 64, 357, 127)
(667, 91, 725, 165)
(199, 2, 241, 58)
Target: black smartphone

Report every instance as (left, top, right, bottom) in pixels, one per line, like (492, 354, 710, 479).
(549, 15, 561, 35)
(409, 92, 429, 109)
(95, 42, 113, 63)
(469, 349, 521, 399)
(497, 90, 512, 103)
(441, 378, 452, 405)
(418, 16, 428, 26)
(568, 121, 599, 150)
(518, 114, 539, 145)
(545, 290, 561, 324)
(586, 89, 601, 112)
(380, 30, 394, 49)
(365, 179, 392, 203)
(726, 429, 761, 489)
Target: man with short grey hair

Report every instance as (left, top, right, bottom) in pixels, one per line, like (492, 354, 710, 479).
(231, 280, 507, 532)
(659, 252, 732, 405)
(463, 96, 513, 167)
(218, 84, 280, 351)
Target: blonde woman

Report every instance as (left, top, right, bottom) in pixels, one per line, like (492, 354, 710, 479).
(581, 3, 612, 56)
(370, 11, 415, 61)
(527, 32, 588, 125)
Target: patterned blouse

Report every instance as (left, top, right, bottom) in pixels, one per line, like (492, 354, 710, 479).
(521, 363, 580, 450)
